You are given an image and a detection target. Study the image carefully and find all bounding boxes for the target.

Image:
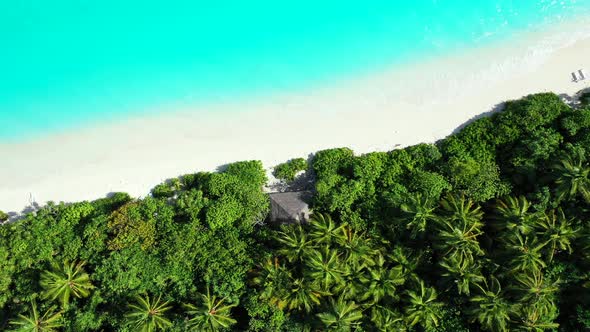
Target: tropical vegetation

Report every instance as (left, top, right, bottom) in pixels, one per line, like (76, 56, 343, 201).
(1, 93, 590, 330)
(273, 158, 308, 183)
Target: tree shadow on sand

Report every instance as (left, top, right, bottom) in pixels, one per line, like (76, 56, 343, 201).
(448, 91, 583, 139)
(448, 101, 506, 137)
(267, 153, 316, 193)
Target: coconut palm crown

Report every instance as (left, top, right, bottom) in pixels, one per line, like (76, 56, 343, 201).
(40, 260, 94, 308)
(185, 287, 237, 332)
(125, 294, 173, 332)
(9, 300, 62, 332)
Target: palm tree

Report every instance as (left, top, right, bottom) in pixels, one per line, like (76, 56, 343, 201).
(282, 276, 326, 313)
(40, 260, 94, 308)
(338, 227, 378, 268)
(9, 300, 62, 332)
(552, 150, 590, 203)
(435, 195, 485, 260)
(400, 192, 437, 239)
(512, 270, 559, 308)
(185, 288, 237, 331)
(275, 224, 314, 263)
(435, 220, 484, 262)
(439, 194, 484, 227)
(533, 209, 580, 262)
(404, 280, 443, 330)
(251, 258, 290, 307)
(309, 214, 347, 245)
(362, 254, 405, 304)
(304, 246, 345, 291)
(493, 196, 537, 235)
(505, 234, 547, 273)
(440, 254, 485, 296)
(512, 302, 559, 331)
(337, 264, 367, 301)
(316, 295, 363, 331)
(469, 276, 514, 332)
(126, 294, 173, 332)
(388, 247, 422, 284)
(371, 306, 407, 332)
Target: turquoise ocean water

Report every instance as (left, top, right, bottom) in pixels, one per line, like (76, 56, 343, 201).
(1, 1, 590, 141)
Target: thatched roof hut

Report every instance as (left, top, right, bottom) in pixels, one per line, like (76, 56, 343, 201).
(268, 191, 312, 224)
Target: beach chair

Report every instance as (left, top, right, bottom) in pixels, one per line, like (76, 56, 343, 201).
(579, 69, 587, 81)
(572, 72, 579, 82)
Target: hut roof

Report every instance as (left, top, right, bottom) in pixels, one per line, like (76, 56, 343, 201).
(268, 191, 312, 223)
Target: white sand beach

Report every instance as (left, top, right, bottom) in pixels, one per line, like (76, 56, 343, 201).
(1, 21, 590, 215)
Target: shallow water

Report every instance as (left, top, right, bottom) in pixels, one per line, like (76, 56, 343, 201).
(1, 0, 590, 141)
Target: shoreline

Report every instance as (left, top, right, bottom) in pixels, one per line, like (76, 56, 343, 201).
(2, 21, 590, 215)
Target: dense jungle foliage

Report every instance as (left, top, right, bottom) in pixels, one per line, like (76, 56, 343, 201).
(1, 93, 590, 331)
